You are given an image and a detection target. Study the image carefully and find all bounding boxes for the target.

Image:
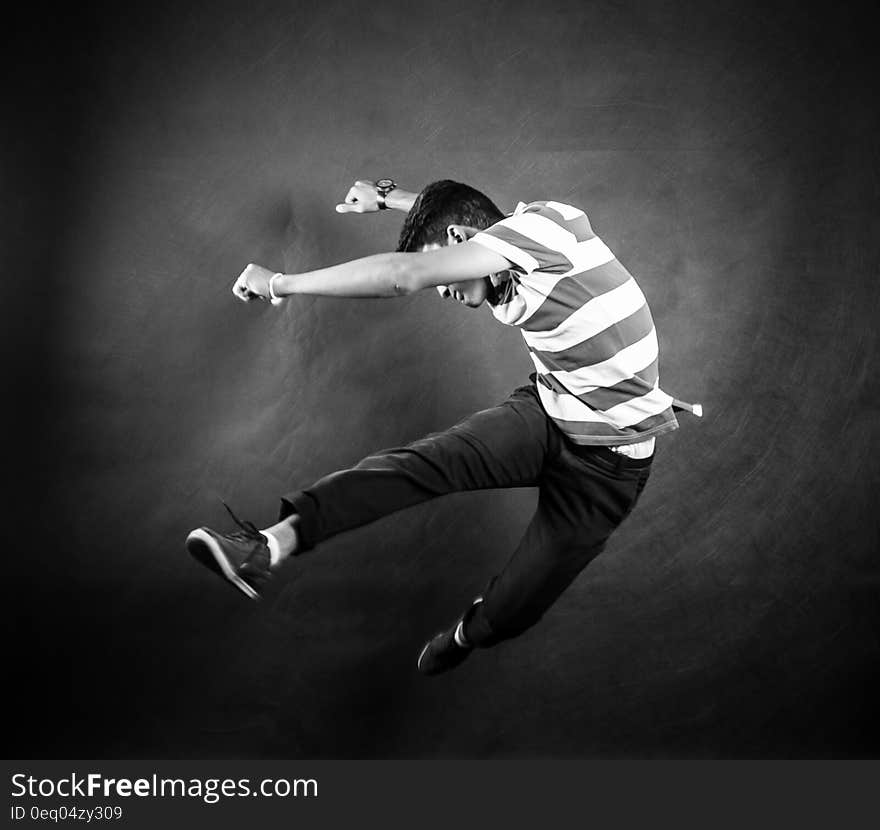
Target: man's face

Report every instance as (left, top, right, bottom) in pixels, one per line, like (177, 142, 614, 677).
(421, 236, 491, 309)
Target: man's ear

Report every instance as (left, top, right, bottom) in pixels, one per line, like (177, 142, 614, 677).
(446, 224, 474, 245)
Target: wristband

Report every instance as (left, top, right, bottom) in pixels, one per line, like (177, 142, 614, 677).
(268, 272, 283, 301)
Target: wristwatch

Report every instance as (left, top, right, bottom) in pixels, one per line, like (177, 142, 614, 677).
(375, 178, 397, 210)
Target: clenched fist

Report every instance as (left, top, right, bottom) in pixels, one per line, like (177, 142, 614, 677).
(232, 263, 278, 303)
(335, 180, 381, 214)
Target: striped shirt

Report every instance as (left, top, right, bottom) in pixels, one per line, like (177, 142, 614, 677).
(471, 200, 678, 447)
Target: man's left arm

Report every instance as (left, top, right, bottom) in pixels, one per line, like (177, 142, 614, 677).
(234, 242, 511, 303)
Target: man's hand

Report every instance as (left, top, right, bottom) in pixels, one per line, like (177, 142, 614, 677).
(232, 263, 275, 302)
(335, 180, 381, 214)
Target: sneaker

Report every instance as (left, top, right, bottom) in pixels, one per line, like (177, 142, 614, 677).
(417, 598, 482, 676)
(186, 503, 272, 600)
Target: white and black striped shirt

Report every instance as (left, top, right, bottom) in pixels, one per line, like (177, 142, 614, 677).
(472, 200, 678, 448)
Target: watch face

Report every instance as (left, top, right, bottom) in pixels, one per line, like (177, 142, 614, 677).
(376, 178, 395, 191)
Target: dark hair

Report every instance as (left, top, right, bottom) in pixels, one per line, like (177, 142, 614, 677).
(396, 180, 504, 252)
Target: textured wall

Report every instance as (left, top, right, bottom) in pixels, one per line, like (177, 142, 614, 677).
(7, 0, 878, 757)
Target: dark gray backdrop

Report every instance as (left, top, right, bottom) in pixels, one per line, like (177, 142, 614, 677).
(6, 0, 878, 757)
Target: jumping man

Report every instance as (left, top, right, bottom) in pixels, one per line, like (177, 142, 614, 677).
(186, 178, 698, 675)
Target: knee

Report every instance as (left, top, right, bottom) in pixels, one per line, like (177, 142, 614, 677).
(353, 447, 419, 472)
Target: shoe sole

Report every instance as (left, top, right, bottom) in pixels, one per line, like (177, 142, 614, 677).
(186, 528, 260, 601)
(417, 638, 436, 673)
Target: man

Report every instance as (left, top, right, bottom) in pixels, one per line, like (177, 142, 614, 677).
(187, 178, 698, 675)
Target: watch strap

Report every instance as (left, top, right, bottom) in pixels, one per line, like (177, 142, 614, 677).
(375, 178, 396, 210)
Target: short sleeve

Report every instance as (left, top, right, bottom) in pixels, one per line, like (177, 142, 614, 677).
(471, 201, 589, 276)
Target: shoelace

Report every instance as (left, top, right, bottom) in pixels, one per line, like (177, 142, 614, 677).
(221, 500, 263, 541)
(220, 502, 270, 588)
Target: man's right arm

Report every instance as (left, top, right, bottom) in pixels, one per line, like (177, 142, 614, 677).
(384, 187, 417, 212)
(335, 180, 417, 214)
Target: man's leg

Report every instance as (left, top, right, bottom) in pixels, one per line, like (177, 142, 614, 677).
(468, 447, 652, 645)
(275, 383, 555, 555)
(417, 444, 652, 673)
(188, 383, 554, 597)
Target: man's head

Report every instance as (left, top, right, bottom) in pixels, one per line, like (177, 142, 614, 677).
(397, 180, 505, 309)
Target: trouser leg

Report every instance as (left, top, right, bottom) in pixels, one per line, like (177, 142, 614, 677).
(280, 383, 555, 552)
(464, 446, 652, 647)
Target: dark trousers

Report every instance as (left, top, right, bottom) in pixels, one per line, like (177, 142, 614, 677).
(280, 381, 652, 648)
